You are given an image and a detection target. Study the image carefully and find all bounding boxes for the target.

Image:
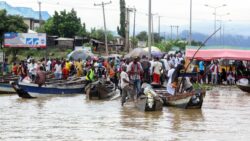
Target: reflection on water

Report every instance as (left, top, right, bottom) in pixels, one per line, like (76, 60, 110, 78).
(0, 86, 250, 141)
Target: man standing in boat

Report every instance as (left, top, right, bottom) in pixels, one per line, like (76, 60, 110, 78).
(127, 57, 143, 98)
(35, 66, 46, 87)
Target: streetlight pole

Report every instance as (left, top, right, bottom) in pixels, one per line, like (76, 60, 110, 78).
(216, 13, 230, 45)
(189, 0, 192, 45)
(158, 16, 161, 36)
(151, 13, 158, 46)
(132, 7, 136, 49)
(148, 0, 152, 58)
(204, 4, 227, 43)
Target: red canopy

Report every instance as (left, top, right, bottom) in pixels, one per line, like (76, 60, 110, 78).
(185, 46, 250, 61)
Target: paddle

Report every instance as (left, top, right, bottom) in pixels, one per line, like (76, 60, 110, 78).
(176, 27, 221, 94)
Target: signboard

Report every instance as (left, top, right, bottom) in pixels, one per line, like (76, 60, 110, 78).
(0, 52, 4, 63)
(4, 33, 46, 48)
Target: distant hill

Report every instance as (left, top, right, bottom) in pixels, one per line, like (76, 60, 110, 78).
(170, 30, 250, 47)
(0, 1, 50, 20)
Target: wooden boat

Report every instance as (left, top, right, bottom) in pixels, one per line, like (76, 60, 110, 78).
(0, 75, 19, 94)
(236, 78, 250, 93)
(11, 77, 86, 98)
(85, 80, 116, 100)
(135, 95, 163, 111)
(154, 88, 205, 109)
(134, 83, 163, 111)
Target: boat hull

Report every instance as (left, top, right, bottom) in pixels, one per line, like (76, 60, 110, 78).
(236, 84, 250, 93)
(135, 96, 163, 111)
(12, 82, 85, 98)
(0, 83, 16, 94)
(155, 89, 205, 109)
(85, 81, 116, 100)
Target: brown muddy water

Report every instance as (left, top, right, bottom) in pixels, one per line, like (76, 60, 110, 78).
(0, 86, 250, 141)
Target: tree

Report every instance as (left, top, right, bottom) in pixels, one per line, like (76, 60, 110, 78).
(0, 10, 28, 44)
(136, 31, 148, 41)
(39, 9, 87, 38)
(0, 9, 28, 62)
(153, 33, 164, 44)
(117, 0, 126, 38)
(90, 28, 114, 42)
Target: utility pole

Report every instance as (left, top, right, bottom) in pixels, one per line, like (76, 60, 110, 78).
(94, 1, 112, 56)
(125, 7, 133, 52)
(170, 25, 173, 40)
(189, 0, 192, 45)
(176, 25, 179, 39)
(158, 16, 161, 36)
(151, 13, 157, 46)
(38, 1, 42, 28)
(148, 0, 152, 58)
(132, 7, 136, 49)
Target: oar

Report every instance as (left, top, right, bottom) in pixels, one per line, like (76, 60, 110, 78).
(177, 27, 221, 93)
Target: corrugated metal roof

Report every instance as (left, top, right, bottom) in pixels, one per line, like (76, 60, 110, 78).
(0, 1, 50, 20)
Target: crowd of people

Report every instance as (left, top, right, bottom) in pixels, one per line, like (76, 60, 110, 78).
(2, 52, 249, 106)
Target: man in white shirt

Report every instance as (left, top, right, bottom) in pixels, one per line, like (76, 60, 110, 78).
(152, 57, 162, 84)
(27, 59, 37, 81)
(46, 59, 52, 71)
(54, 60, 62, 79)
(167, 64, 176, 95)
(120, 65, 133, 106)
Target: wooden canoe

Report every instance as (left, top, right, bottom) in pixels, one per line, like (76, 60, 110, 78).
(135, 95, 163, 111)
(154, 88, 205, 109)
(85, 81, 116, 100)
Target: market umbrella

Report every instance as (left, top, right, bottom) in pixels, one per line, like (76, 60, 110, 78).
(143, 46, 161, 52)
(67, 49, 94, 60)
(151, 51, 164, 58)
(125, 48, 149, 58)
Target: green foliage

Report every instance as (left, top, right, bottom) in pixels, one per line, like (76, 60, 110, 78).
(90, 28, 114, 42)
(39, 9, 87, 38)
(136, 31, 148, 41)
(153, 33, 164, 44)
(117, 0, 126, 38)
(0, 9, 28, 44)
(130, 37, 138, 47)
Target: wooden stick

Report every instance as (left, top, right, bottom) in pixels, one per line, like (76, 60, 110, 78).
(176, 27, 221, 94)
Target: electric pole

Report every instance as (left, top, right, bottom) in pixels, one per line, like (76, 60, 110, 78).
(125, 7, 133, 52)
(176, 25, 179, 39)
(151, 13, 157, 46)
(132, 7, 136, 49)
(148, 0, 152, 58)
(38, 1, 42, 28)
(158, 16, 161, 36)
(170, 25, 173, 40)
(94, 1, 112, 56)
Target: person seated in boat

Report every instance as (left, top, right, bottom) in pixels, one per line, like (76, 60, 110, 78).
(35, 66, 46, 87)
(171, 60, 185, 89)
(166, 63, 176, 95)
(227, 66, 235, 85)
(120, 65, 134, 106)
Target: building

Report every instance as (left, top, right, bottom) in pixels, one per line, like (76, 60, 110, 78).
(0, 1, 50, 30)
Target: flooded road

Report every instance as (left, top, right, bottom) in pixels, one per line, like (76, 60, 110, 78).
(1, 86, 250, 141)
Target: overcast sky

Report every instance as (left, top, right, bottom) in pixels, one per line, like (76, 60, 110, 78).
(6, 0, 250, 36)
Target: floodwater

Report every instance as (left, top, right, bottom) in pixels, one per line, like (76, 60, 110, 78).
(1, 86, 250, 141)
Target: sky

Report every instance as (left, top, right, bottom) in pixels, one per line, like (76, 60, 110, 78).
(5, 0, 250, 36)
